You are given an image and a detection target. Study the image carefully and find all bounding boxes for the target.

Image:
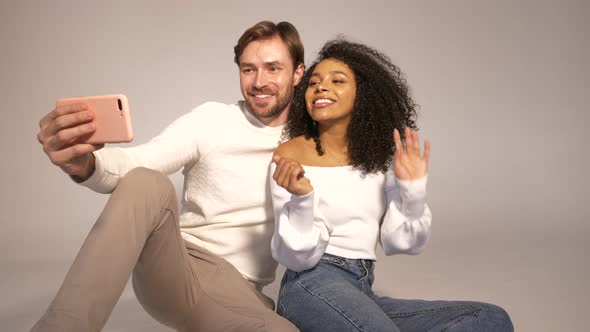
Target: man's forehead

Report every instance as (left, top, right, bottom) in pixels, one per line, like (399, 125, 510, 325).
(239, 36, 292, 67)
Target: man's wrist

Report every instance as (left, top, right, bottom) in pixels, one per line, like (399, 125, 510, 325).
(71, 153, 96, 183)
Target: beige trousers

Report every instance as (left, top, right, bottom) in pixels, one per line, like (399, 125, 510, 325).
(31, 167, 297, 332)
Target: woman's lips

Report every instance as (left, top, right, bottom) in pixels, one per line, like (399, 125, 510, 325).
(312, 98, 335, 108)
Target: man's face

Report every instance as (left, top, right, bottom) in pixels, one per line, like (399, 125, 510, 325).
(239, 36, 303, 121)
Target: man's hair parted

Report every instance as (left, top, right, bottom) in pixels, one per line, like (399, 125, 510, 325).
(234, 21, 304, 69)
(284, 38, 419, 174)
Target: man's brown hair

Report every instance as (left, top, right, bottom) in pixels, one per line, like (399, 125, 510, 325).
(234, 21, 304, 69)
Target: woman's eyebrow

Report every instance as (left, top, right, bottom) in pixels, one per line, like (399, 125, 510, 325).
(310, 71, 350, 78)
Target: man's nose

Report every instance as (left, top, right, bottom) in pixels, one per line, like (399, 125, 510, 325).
(254, 71, 269, 89)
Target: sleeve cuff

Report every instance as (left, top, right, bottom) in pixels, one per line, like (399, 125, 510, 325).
(285, 190, 315, 233)
(396, 175, 428, 202)
(396, 175, 428, 218)
(79, 150, 119, 193)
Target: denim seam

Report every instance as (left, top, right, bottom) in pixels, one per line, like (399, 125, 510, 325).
(296, 280, 368, 332)
(359, 264, 369, 293)
(277, 276, 288, 316)
(357, 263, 370, 282)
(439, 310, 479, 332)
(386, 304, 481, 332)
(386, 304, 480, 318)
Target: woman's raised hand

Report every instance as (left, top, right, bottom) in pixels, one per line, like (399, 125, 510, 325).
(393, 128, 430, 181)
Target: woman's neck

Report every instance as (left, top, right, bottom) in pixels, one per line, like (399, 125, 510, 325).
(320, 132, 347, 152)
(318, 122, 350, 166)
(319, 121, 348, 148)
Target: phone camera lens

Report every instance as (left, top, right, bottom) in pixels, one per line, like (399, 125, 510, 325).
(117, 99, 123, 111)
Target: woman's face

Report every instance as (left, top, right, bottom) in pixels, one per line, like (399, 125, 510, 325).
(305, 58, 356, 125)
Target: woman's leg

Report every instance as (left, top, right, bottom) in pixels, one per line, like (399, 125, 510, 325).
(373, 295, 513, 332)
(278, 258, 399, 332)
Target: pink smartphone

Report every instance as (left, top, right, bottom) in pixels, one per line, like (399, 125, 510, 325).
(56, 94, 134, 144)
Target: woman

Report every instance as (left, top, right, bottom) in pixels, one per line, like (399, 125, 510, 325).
(269, 39, 513, 331)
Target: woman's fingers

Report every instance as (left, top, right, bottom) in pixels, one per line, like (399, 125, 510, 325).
(404, 127, 411, 152)
(411, 130, 421, 155)
(280, 162, 294, 188)
(289, 166, 302, 185)
(282, 161, 305, 189)
(274, 158, 296, 186)
(423, 139, 431, 162)
(393, 128, 403, 155)
(288, 164, 305, 187)
(274, 158, 291, 186)
(397, 128, 428, 158)
(273, 157, 311, 195)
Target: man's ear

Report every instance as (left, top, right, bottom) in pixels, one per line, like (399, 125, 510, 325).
(293, 63, 304, 86)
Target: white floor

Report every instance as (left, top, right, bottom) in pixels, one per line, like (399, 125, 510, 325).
(4, 237, 589, 332)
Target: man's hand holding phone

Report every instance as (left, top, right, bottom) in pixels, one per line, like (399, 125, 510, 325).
(37, 94, 134, 182)
(38, 102, 101, 181)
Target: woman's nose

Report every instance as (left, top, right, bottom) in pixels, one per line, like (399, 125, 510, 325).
(315, 82, 328, 93)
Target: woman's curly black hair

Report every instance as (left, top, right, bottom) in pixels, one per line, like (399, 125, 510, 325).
(284, 38, 418, 174)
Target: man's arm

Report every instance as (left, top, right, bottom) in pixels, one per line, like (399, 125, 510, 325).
(38, 102, 213, 191)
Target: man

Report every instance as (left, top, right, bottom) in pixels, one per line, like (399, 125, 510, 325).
(33, 21, 303, 331)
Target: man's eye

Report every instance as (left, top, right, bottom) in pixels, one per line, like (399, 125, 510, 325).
(242, 68, 254, 73)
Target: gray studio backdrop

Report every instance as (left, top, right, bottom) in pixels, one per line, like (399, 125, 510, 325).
(1, 0, 588, 331)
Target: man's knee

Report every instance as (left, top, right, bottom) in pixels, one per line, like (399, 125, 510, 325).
(116, 167, 175, 199)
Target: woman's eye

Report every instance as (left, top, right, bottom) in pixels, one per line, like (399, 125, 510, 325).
(308, 81, 319, 86)
(333, 79, 344, 84)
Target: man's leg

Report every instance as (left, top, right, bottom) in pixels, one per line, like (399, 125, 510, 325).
(165, 241, 297, 332)
(126, 171, 297, 331)
(31, 167, 191, 331)
(32, 167, 296, 331)
(373, 296, 514, 332)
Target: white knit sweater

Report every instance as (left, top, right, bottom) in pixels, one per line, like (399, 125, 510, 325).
(270, 164, 432, 272)
(81, 101, 283, 286)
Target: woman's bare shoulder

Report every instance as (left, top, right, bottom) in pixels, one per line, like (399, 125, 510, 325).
(274, 136, 315, 161)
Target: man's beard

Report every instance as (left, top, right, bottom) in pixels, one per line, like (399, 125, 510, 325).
(245, 85, 294, 119)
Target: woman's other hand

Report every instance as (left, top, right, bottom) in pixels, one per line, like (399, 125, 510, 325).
(393, 128, 430, 180)
(272, 155, 313, 196)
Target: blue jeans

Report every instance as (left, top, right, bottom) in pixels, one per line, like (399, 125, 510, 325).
(277, 254, 513, 332)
